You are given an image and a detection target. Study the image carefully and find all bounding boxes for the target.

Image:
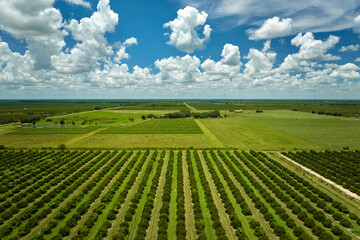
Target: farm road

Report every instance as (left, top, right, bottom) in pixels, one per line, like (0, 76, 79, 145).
(66, 127, 105, 146)
(195, 119, 225, 148)
(276, 153, 360, 205)
(184, 102, 197, 110)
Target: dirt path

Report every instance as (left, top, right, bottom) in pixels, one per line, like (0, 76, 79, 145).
(66, 127, 105, 146)
(191, 152, 216, 240)
(195, 119, 225, 148)
(168, 152, 178, 240)
(198, 151, 237, 240)
(183, 151, 197, 240)
(145, 152, 169, 240)
(184, 102, 197, 111)
(276, 153, 360, 204)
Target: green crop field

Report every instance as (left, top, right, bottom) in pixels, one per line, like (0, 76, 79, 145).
(8, 126, 100, 134)
(1, 109, 359, 149)
(0, 149, 359, 240)
(199, 110, 360, 150)
(100, 119, 203, 134)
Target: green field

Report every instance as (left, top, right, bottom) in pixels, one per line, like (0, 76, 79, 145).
(0, 149, 359, 240)
(69, 134, 211, 148)
(1, 109, 359, 149)
(199, 110, 360, 150)
(8, 126, 99, 134)
(100, 119, 203, 134)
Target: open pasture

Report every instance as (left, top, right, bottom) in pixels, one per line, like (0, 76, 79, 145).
(199, 110, 360, 150)
(0, 149, 359, 240)
(8, 126, 100, 135)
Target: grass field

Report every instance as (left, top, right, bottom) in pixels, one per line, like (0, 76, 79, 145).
(0, 149, 359, 240)
(100, 119, 203, 134)
(0, 134, 77, 148)
(199, 110, 360, 150)
(69, 134, 211, 148)
(0, 109, 359, 150)
(8, 126, 100, 134)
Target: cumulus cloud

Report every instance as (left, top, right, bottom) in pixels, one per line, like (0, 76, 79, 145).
(291, 32, 340, 61)
(355, 57, 360, 62)
(164, 6, 211, 53)
(339, 44, 359, 52)
(280, 32, 340, 72)
(201, 43, 241, 81)
(330, 63, 360, 79)
(155, 55, 202, 83)
(0, 0, 359, 98)
(244, 40, 276, 76)
(180, 0, 360, 33)
(114, 37, 138, 63)
(0, 0, 66, 70)
(52, 0, 118, 74)
(248, 17, 292, 40)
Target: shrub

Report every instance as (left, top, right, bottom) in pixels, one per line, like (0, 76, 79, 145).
(254, 226, 266, 237)
(59, 226, 70, 236)
(331, 225, 343, 236)
(58, 144, 66, 150)
(249, 219, 260, 229)
(319, 232, 334, 240)
(304, 218, 315, 228)
(339, 218, 351, 228)
(273, 225, 286, 236)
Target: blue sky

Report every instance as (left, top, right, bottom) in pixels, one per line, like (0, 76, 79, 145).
(0, 0, 360, 99)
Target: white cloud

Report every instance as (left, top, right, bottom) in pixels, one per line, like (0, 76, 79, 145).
(248, 17, 293, 40)
(114, 37, 138, 63)
(279, 32, 340, 72)
(52, 0, 119, 74)
(0, 0, 66, 70)
(355, 57, 360, 62)
(64, 0, 91, 8)
(279, 55, 302, 72)
(339, 44, 359, 52)
(330, 63, 360, 79)
(0, 1, 360, 98)
(155, 55, 202, 83)
(291, 32, 340, 61)
(354, 15, 360, 34)
(181, 0, 360, 33)
(164, 6, 211, 53)
(220, 43, 241, 66)
(201, 43, 241, 81)
(244, 41, 276, 76)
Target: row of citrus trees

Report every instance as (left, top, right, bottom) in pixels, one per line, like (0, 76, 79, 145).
(0, 149, 359, 240)
(283, 150, 360, 195)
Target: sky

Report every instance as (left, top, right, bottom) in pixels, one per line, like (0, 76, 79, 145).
(0, 0, 360, 99)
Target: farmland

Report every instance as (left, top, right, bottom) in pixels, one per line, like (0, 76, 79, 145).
(1, 108, 360, 149)
(1, 100, 359, 125)
(0, 149, 359, 240)
(100, 119, 203, 134)
(282, 150, 360, 196)
(0, 100, 359, 240)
